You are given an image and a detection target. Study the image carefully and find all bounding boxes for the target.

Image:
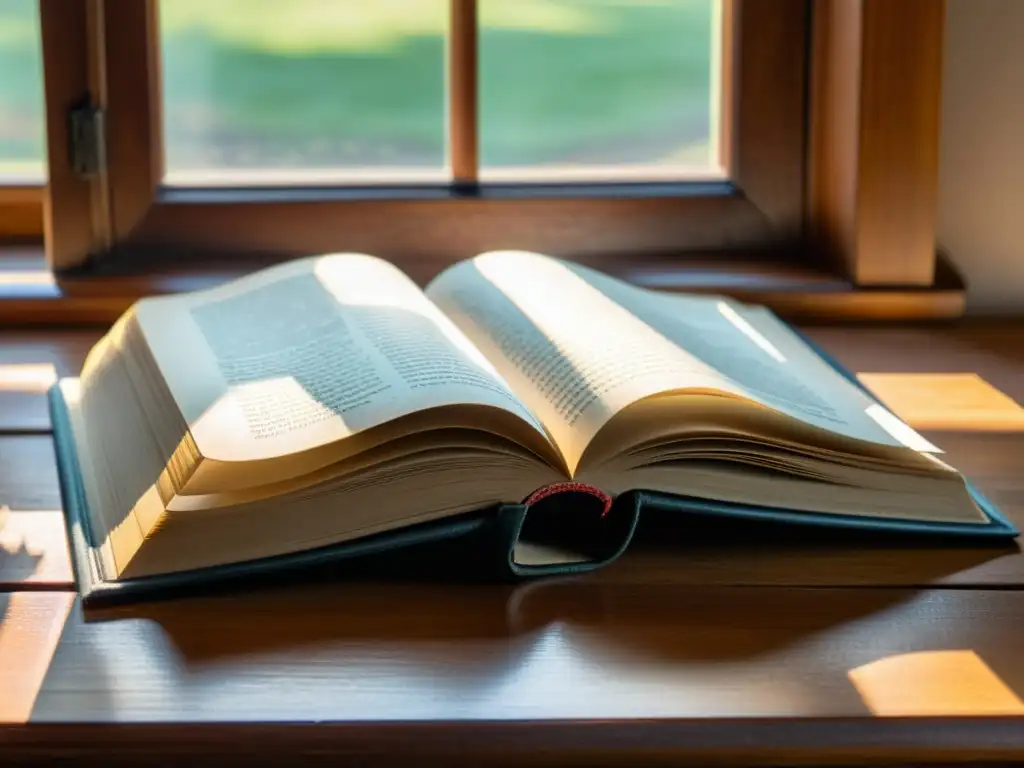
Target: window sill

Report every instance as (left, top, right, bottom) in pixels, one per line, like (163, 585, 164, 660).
(0, 246, 965, 327)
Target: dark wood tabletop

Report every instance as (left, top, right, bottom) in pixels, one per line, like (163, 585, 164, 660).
(2, 322, 1024, 766)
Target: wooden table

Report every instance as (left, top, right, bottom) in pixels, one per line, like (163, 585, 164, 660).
(2, 323, 1024, 766)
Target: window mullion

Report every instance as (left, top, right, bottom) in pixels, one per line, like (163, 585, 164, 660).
(448, 0, 478, 186)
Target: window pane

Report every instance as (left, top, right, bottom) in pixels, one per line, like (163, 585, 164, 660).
(159, 0, 447, 184)
(0, 0, 46, 182)
(480, 0, 719, 179)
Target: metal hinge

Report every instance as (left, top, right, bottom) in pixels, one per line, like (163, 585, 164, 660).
(68, 101, 107, 179)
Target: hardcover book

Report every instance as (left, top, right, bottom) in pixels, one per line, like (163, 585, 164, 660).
(49, 250, 1017, 605)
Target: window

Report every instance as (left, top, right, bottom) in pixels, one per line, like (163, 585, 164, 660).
(43, 0, 805, 268)
(27, 0, 950, 319)
(158, 0, 722, 184)
(159, 0, 449, 183)
(477, 0, 720, 178)
(0, 0, 45, 239)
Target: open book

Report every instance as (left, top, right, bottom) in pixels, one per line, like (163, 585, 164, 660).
(52, 250, 1016, 596)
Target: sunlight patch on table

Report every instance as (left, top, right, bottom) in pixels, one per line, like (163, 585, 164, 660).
(0, 270, 56, 288)
(0, 592, 74, 723)
(0, 363, 57, 393)
(849, 649, 1024, 716)
(857, 373, 1024, 431)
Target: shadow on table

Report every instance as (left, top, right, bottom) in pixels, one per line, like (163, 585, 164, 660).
(85, 571, 916, 669)
(0, 539, 42, 583)
(612, 508, 1020, 586)
(75, 506, 1014, 678)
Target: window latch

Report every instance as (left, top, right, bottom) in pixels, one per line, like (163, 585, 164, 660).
(68, 101, 107, 179)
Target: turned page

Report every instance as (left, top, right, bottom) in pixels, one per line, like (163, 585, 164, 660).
(134, 254, 549, 467)
(426, 251, 936, 474)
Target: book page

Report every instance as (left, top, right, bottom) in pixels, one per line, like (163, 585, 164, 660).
(134, 254, 550, 465)
(426, 251, 934, 473)
(427, 252, 736, 472)
(577, 269, 938, 453)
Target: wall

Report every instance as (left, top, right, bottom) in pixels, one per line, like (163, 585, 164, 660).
(938, 0, 1024, 314)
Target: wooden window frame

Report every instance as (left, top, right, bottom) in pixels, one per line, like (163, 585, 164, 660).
(27, 0, 952, 321)
(41, 0, 808, 271)
(0, 185, 43, 241)
(808, 0, 946, 287)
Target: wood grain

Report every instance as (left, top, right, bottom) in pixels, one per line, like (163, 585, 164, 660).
(2, 587, 1024, 765)
(0, 437, 63, 511)
(808, 0, 946, 286)
(0, 331, 99, 432)
(0, 592, 74, 722)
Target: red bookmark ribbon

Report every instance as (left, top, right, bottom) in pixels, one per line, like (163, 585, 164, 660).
(523, 482, 613, 518)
